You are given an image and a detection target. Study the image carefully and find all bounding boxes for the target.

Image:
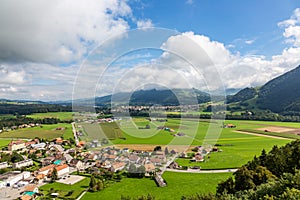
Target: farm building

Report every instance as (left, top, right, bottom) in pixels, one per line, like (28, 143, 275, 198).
(0, 171, 30, 187)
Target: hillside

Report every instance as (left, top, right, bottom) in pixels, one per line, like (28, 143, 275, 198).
(227, 65, 300, 115)
(256, 65, 300, 113)
(95, 88, 211, 106)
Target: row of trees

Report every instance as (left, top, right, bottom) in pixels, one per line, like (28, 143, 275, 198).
(0, 104, 71, 115)
(0, 115, 72, 130)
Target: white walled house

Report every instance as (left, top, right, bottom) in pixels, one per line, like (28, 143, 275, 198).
(38, 164, 56, 176)
(0, 162, 8, 169)
(8, 140, 26, 151)
(55, 164, 70, 177)
(12, 159, 33, 169)
(0, 171, 30, 187)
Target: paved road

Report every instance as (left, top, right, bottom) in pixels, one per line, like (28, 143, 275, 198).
(165, 168, 238, 173)
(76, 190, 87, 200)
(71, 122, 79, 145)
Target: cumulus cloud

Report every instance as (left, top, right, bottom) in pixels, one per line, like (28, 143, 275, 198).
(137, 19, 153, 29)
(0, 0, 134, 100)
(278, 8, 300, 47)
(165, 31, 300, 90)
(0, 66, 26, 85)
(0, 0, 131, 64)
(1, 3, 300, 101)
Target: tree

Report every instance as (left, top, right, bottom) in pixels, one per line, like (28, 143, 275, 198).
(137, 165, 146, 178)
(11, 151, 24, 163)
(164, 147, 169, 155)
(259, 149, 267, 166)
(51, 168, 58, 183)
(234, 166, 255, 191)
(217, 177, 235, 194)
(128, 164, 137, 177)
(96, 180, 104, 191)
(69, 138, 75, 145)
(89, 175, 97, 192)
(154, 146, 161, 152)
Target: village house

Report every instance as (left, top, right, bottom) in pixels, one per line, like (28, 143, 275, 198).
(8, 140, 26, 151)
(223, 123, 236, 128)
(144, 163, 156, 176)
(24, 184, 39, 193)
(63, 153, 73, 163)
(0, 171, 30, 187)
(69, 159, 84, 170)
(33, 174, 45, 184)
(0, 162, 8, 169)
(41, 157, 55, 166)
(128, 154, 140, 163)
(20, 184, 39, 200)
(12, 159, 33, 169)
(168, 161, 179, 169)
(25, 141, 36, 148)
(110, 162, 126, 172)
(38, 164, 56, 176)
(77, 141, 85, 148)
(37, 164, 70, 177)
(55, 164, 70, 177)
(31, 142, 46, 149)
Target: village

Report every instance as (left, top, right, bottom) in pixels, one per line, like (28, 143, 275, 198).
(0, 123, 218, 200)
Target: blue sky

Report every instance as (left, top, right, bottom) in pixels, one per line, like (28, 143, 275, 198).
(0, 0, 300, 100)
(129, 0, 300, 57)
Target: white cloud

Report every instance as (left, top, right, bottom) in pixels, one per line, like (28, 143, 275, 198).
(0, 0, 132, 64)
(1, 3, 300, 101)
(137, 19, 153, 29)
(0, 66, 26, 85)
(278, 8, 300, 47)
(245, 40, 255, 45)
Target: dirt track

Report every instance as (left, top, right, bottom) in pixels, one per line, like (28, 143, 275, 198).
(256, 126, 296, 133)
(234, 130, 291, 140)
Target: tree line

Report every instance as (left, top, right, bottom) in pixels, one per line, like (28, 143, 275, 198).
(0, 115, 72, 129)
(0, 103, 71, 115)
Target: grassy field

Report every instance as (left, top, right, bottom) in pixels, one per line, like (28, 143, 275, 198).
(77, 118, 293, 169)
(79, 122, 124, 142)
(0, 114, 15, 119)
(28, 112, 74, 121)
(82, 172, 233, 200)
(0, 139, 11, 148)
(175, 120, 291, 169)
(39, 177, 89, 199)
(0, 123, 72, 140)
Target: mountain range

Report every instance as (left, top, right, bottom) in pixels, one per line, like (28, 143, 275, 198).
(227, 64, 300, 115)
(1, 65, 300, 116)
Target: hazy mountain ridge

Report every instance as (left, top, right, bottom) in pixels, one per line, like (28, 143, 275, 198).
(227, 65, 300, 115)
(95, 88, 212, 106)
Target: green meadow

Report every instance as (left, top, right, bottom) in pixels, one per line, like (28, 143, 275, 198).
(0, 139, 11, 148)
(78, 118, 293, 169)
(28, 112, 74, 121)
(82, 172, 233, 200)
(39, 177, 89, 199)
(0, 123, 72, 140)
